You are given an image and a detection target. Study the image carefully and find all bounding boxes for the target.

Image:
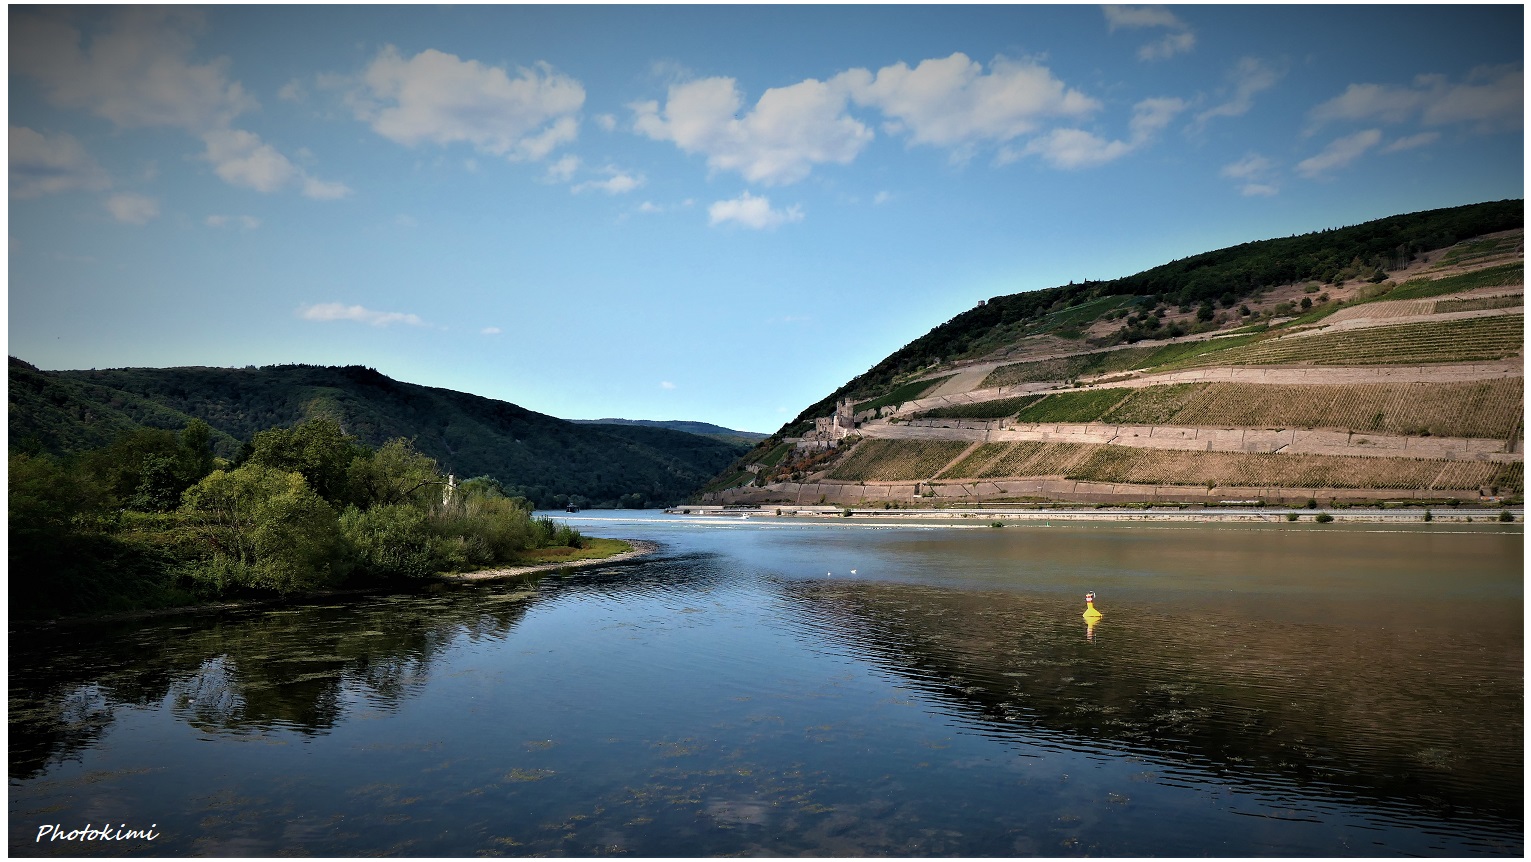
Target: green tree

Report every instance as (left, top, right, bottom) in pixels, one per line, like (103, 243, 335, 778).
(347, 438, 443, 509)
(71, 421, 219, 513)
(181, 418, 217, 477)
(180, 465, 346, 593)
(9, 452, 108, 541)
(246, 419, 364, 506)
(340, 503, 441, 579)
(9, 452, 183, 619)
(459, 475, 507, 499)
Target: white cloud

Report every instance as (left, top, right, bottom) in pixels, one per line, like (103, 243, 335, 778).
(10, 7, 253, 132)
(1128, 96, 1186, 137)
(1220, 153, 1279, 196)
(104, 192, 159, 225)
(707, 191, 803, 229)
(278, 79, 306, 102)
(594, 113, 617, 132)
(572, 168, 644, 195)
(660, 381, 677, 390)
(9, 126, 112, 198)
(872, 190, 893, 205)
(1296, 129, 1383, 178)
(632, 53, 1120, 178)
(1137, 31, 1196, 62)
(1018, 128, 1133, 169)
(200, 129, 298, 192)
(302, 175, 353, 200)
(481, 326, 502, 335)
(1310, 83, 1422, 126)
(1382, 131, 1441, 153)
(199, 128, 349, 198)
(297, 302, 429, 327)
(544, 154, 581, 183)
(637, 201, 664, 214)
(1220, 154, 1272, 180)
(1310, 66, 1522, 132)
(1012, 96, 1185, 169)
(633, 75, 872, 185)
(205, 214, 260, 229)
(1102, 6, 1195, 61)
(841, 53, 1097, 157)
(1194, 57, 1282, 130)
(11, 9, 342, 199)
(355, 46, 584, 160)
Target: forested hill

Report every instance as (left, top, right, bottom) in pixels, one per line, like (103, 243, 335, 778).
(780, 198, 1523, 435)
(8, 359, 747, 509)
(570, 418, 768, 446)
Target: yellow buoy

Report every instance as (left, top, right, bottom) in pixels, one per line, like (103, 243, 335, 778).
(1082, 590, 1103, 621)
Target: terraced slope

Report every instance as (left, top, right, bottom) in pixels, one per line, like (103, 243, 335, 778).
(709, 215, 1522, 507)
(1163, 314, 1521, 369)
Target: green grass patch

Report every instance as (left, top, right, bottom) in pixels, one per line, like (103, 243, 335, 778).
(982, 348, 1159, 388)
(1162, 314, 1523, 368)
(983, 333, 1273, 387)
(700, 470, 756, 494)
(500, 537, 632, 566)
(1098, 383, 1208, 424)
(1434, 236, 1521, 267)
(920, 394, 1046, 420)
(1385, 263, 1524, 302)
(1226, 321, 1272, 335)
(1013, 389, 1134, 423)
(855, 375, 953, 413)
(1036, 295, 1134, 334)
(1281, 302, 1347, 328)
(755, 441, 792, 469)
(1132, 333, 1269, 371)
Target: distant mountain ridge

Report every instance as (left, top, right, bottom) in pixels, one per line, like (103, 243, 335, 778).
(8, 359, 748, 509)
(571, 418, 768, 444)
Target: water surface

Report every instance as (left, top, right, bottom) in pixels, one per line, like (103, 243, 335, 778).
(9, 514, 1522, 856)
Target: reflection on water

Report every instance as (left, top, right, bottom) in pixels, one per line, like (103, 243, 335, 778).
(7, 516, 1523, 856)
(10, 585, 543, 778)
(778, 574, 1522, 833)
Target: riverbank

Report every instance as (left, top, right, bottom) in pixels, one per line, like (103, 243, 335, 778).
(666, 504, 1522, 525)
(440, 539, 657, 582)
(13, 538, 654, 629)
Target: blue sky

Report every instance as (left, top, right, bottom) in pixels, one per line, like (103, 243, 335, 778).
(9, 4, 1524, 434)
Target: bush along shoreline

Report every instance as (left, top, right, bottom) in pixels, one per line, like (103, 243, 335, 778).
(10, 418, 620, 621)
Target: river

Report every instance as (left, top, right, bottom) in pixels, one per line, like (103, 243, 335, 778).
(8, 512, 1522, 856)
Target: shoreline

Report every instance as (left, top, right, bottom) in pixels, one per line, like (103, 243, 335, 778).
(12, 539, 658, 630)
(663, 505, 1522, 525)
(438, 539, 659, 582)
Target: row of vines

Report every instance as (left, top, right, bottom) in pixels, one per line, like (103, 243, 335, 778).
(825, 437, 1522, 491)
(930, 379, 1521, 439)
